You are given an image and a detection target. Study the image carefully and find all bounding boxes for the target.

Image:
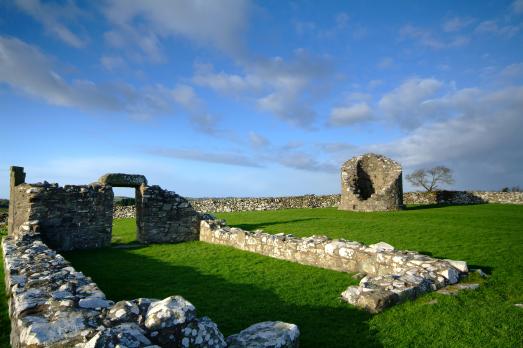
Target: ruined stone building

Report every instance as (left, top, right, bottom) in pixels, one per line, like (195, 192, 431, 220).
(338, 153, 404, 212)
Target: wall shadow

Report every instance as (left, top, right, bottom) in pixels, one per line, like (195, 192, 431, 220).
(64, 246, 383, 348)
(231, 218, 321, 231)
(405, 203, 485, 211)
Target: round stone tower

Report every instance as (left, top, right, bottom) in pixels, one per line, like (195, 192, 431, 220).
(339, 153, 403, 212)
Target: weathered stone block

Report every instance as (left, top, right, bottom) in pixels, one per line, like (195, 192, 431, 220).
(98, 173, 147, 187)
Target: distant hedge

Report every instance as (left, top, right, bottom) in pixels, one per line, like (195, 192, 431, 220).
(114, 197, 135, 206)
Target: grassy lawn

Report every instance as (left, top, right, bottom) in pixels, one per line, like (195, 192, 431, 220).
(1, 204, 522, 347)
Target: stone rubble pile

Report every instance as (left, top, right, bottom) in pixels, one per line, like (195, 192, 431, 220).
(2, 220, 300, 348)
(200, 218, 469, 313)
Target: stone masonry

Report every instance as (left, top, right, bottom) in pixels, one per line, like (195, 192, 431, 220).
(8, 167, 202, 251)
(339, 153, 403, 212)
(200, 217, 469, 313)
(136, 185, 201, 244)
(3, 220, 300, 348)
(9, 167, 113, 251)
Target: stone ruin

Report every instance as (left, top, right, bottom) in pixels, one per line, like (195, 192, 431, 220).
(2, 163, 474, 347)
(4, 167, 300, 348)
(8, 167, 200, 250)
(339, 153, 403, 212)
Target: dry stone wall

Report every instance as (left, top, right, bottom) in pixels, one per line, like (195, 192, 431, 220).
(136, 185, 201, 244)
(403, 191, 523, 205)
(2, 220, 300, 348)
(10, 182, 113, 251)
(200, 218, 469, 313)
(190, 194, 340, 213)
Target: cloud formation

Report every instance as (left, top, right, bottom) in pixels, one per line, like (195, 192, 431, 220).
(328, 103, 373, 126)
(195, 50, 335, 128)
(103, 0, 250, 61)
(14, 0, 87, 48)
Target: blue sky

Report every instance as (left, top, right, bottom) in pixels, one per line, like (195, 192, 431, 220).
(1, 0, 522, 198)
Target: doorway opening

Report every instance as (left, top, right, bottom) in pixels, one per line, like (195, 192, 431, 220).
(112, 187, 139, 245)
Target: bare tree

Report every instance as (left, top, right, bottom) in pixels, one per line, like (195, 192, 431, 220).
(406, 166, 454, 192)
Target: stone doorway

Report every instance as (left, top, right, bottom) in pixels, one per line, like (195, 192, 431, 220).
(98, 173, 148, 243)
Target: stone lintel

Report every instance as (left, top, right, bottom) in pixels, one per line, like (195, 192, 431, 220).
(98, 173, 147, 187)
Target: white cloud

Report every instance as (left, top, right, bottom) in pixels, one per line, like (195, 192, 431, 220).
(14, 0, 86, 48)
(147, 147, 262, 168)
(512, 0, 523, 14)
(277, 152, 337, 173)
(328, 103, 372, 126)
(475, 20, 520, 38)
(195, 50, 335, 128)
(371, 86, 523, 190)
(378, 78, 444, 128)
(377, 57, 394, 69)
(193, 64, 263, 95)
(0, 36, 120, 110)
(0, 36, 218, 132)
(103, 0, 250, 61)
(249, 132, 269, 148)
(171, 84, 218, 133)
(400, 24, 470, 49)
(100, 55, 126, 70)
(336, 12, 350, 29)
(499, 62, 523, 79)
(368, 79, 383, 89)
(442, 17, 475, 32)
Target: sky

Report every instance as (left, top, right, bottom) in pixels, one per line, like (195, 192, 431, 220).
(1, 0, 522, 198)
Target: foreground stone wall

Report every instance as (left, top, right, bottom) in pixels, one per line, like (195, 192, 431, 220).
(10, 182, 113, 251)
(2, 220, 300, 348)
(200, 218, 468, 312)
(137, 185, 201, 244)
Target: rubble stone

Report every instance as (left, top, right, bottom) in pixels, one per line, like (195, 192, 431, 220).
(227, 321, 300, 348)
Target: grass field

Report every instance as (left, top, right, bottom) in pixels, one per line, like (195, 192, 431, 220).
(1, 204, 523, 347)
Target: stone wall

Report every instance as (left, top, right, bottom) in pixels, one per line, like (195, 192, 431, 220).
(136, 185, 201, 244)
(10, 182, 113, 251)
(2, 220, 300, 348)
(189, 194, 340, 213)
(200, 218, 469, 313)
(404, 191, 523, 205)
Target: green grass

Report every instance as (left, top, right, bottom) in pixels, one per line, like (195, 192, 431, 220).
(1, 204, 523, 347)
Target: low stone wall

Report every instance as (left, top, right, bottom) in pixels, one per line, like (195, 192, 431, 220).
(404, 191, 523, 205)
(189, 194, 340, 212)
(114, 205, 136, 219)
(2, 220, 300, 348)
(200, 218, 468, 313)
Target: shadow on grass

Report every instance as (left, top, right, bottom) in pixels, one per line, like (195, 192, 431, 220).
(230, 218, 321, 232)
(64, 247, 382, 348)
(405, 203, 486, 211)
